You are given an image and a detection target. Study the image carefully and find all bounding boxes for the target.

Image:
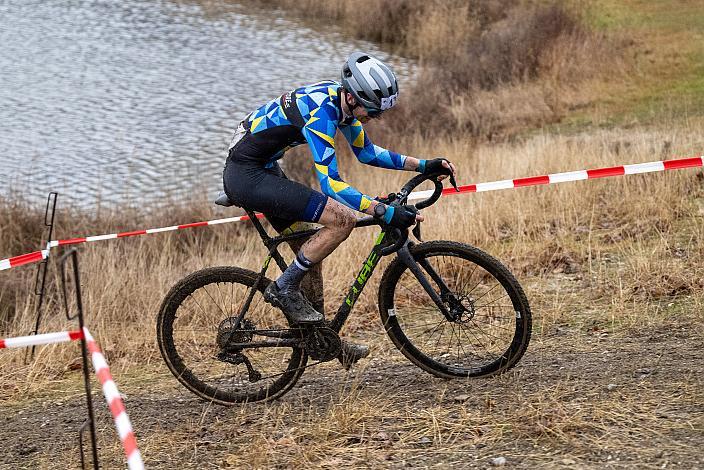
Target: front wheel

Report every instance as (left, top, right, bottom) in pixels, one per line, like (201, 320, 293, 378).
(378, 241, 531, 378)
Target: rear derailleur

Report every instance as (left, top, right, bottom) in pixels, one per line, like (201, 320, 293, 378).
(216, 317, 261, 382)
(216, 351, 262, 383)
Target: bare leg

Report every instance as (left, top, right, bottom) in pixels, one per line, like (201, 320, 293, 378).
(298, 199, 356, 263)
(272, 199, 369, 365)
(278, 199, 356, 315)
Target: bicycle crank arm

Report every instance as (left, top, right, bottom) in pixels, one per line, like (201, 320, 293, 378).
(396, 244, 454, 321)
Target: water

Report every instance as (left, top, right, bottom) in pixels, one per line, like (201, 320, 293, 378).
(0, 0, 410, 208)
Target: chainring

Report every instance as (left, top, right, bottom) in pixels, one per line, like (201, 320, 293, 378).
(305, 327, 341, 362)
(217, 318, 255, 350)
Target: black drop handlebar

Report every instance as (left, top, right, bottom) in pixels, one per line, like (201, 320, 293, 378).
(377, 171, 458, 256)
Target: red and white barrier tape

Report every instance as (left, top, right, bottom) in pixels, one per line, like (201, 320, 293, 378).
(83, 328, 144, 470)
(1, 155, 702, 272)
(408, 155, 704, 201)
(47, 213, 264, 249)
(0, 328, 145, 470)
(0, 245, 51, 271)
(0, 330, 83, 349)
(0, 213, 263, 271)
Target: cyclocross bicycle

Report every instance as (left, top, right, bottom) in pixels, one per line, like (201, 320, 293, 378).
(157, 172, 532, 404)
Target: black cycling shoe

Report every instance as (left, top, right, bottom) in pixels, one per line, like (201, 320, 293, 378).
(338, 340, 370, 369)
(263, 282, 324, 324)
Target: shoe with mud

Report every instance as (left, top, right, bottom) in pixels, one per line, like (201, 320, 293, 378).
(338, 340, 370, 369)
(263, 282, 324, 324)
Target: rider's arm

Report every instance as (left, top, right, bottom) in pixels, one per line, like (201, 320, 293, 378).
(404, 156, 424, 171)
(340, 120, 414, 170)
(301, 107, 377, 215)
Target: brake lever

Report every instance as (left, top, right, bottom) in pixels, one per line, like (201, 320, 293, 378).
(412, 222, 422, 242)
(407, 205, 422, 241)
(449, 173, 459, 192)
(375, 192, 397, 205)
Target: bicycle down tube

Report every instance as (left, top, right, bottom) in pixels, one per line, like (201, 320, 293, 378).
(328, 230, 388, 332)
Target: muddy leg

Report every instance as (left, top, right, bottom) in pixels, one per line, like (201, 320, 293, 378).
(286, 236, 325, 315)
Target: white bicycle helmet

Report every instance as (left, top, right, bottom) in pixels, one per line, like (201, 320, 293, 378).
(341, 52, 399, 113)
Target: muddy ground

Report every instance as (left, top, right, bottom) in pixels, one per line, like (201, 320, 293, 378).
(2, 314, 702, 469)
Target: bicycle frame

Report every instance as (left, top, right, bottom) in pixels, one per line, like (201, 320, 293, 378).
(232, 206, 455, 335)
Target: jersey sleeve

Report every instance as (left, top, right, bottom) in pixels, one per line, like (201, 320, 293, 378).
(340, 120, 407, 170)
(301, 98, 375, 213)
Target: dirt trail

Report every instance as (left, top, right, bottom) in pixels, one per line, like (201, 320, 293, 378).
(2, 323, 702, 469)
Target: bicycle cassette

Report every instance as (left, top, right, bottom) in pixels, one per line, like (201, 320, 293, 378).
(217, 318, 255, 350)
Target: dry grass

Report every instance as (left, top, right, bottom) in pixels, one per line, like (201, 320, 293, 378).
(1, 1, 703, 467)
(1, 118, 702, 386)
(1, 124, 702, 467)
(2, 116, 703, 311)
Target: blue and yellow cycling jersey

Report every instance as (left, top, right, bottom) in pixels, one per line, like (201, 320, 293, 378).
(233, 80, 407, 213)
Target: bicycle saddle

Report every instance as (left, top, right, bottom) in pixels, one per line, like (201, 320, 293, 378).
(214, 191, 236, 207)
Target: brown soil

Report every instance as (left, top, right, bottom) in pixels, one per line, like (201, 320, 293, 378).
(2, 316, 702, 469)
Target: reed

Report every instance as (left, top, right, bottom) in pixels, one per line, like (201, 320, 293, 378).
(248, 0, 623, 140)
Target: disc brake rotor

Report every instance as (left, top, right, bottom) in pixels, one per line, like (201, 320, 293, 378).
(446, 293, 476, 323)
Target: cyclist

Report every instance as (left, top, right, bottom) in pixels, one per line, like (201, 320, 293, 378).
(222, 52, 456, 366)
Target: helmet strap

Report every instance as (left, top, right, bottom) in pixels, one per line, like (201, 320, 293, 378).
(341, 91, 360, 122)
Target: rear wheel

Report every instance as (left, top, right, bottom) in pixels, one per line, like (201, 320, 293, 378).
(379, 241, 531, 378)
(157, 266, 307, 404)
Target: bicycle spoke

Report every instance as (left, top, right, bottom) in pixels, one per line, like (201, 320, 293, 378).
(160, 267, 307, 404)
(387, 245, 531, 376)
(215, 282, 227, 316)
(418, 318, 447, 343)
(466, 319, 514, 333)
(230, 279, 235, 321)
(464, 319, 508, 350)
(431, 320, 448, 353)
(201, 284, 228, 319)
(457, 325, 495, 362)
(474, 291, 510, 308)
(469, 282, 502, 305)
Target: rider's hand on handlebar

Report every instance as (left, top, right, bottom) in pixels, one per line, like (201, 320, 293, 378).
(420, 158, 457, 182)
(385, 204, 424, 229)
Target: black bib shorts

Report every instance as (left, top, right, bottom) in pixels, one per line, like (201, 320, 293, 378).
(222, 129, 328, 232)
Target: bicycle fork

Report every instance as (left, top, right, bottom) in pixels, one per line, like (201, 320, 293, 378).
(396, 242, 458, 322)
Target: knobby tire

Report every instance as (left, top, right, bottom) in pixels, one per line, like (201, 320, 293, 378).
(378, 241, 532, 378)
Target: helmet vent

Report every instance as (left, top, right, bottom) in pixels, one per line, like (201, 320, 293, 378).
(341, 51, 398, 109)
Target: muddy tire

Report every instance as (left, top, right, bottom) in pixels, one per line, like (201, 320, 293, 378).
(157, 266, 307, 404)
(378, 241, 531, 378)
